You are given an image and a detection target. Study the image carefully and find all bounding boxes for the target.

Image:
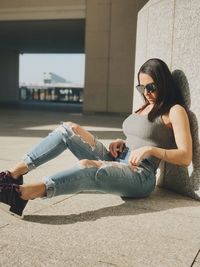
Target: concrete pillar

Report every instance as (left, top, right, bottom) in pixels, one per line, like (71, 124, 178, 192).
(84, 0, 148, 113)
(0, 51, 19, 103)
(134, 0, 200, 200)
(84, 0, 111, 112)
(108, 0, 147, 113)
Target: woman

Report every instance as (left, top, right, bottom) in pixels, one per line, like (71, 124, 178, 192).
(0, 58, 193, 217)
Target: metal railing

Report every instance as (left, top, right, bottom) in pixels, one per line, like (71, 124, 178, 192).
(19, 86, 84, 103)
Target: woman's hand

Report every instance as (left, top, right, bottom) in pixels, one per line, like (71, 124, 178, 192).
(109, 139, 125, 158)
(128, 146, 152, 166)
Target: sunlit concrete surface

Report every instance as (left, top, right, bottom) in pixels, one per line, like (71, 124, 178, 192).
(0, 108, 200, 267)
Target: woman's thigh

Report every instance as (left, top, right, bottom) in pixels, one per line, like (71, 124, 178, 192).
(45, 160, 156, 198)
(91, 161, 156, 198)
(61, 122, 113, 161)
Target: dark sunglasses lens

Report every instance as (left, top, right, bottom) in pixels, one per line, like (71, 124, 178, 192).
(146, 84, 156, 92)
(136, 85, 145, 94)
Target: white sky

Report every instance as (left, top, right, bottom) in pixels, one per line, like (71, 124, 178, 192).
(19, 54, 85, 84)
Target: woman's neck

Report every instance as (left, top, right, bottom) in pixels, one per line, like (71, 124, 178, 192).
(137, 103, 154, 115)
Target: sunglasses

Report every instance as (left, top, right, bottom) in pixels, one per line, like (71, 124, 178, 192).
(136, 83, 157, 94)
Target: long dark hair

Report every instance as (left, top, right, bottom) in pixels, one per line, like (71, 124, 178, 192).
(136, 58, 185, 122)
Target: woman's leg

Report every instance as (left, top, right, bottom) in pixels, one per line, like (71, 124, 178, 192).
(20, 159, 156, 200)
(9, 122, 113, 178)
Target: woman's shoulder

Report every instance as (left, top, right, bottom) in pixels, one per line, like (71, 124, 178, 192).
(168, 104, 188, 122)
(169, 104, 185, 112)
(160, 104, 187, 128)
(169, 104, 186, 116)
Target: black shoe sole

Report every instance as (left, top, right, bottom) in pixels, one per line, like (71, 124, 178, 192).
(0, 184, 28, 219)
(0, 202, 25, 219)
(10, 197, 28, 217)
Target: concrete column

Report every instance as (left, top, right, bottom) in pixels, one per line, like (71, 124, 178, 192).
(0, 51, 19, 103)
(84, 0, 148, 113)
(84, 0, 111, 112)
(108, 0, 147, 113)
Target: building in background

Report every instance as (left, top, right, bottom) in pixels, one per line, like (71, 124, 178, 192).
(43, 72, 69, 84)
(20, 72, 83, 104)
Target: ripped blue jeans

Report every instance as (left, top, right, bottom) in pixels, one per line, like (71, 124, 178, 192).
(23, 123, 156, 198)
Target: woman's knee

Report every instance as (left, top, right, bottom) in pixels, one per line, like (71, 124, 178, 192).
(79, 159, 104, 168)
(63, 122, 96, 147)
(63, 121, 79, 132)
(53, 121, 78, 136)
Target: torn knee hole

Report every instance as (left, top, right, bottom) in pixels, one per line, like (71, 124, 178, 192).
(55, 122, 78, 134)
(54, 125, 67, 134)
(65, 123, 96, 148)
(79, 159, 104, 168)
(63, 122, 78, 132)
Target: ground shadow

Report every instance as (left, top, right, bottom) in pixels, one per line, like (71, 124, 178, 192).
(24, 188, 200, 225)
(0, 108, 126, 139)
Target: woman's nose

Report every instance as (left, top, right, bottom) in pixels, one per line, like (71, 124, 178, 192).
(144, 89, 151, 95)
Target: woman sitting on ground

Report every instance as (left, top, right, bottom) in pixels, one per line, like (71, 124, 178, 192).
(0, 58, 192, 217)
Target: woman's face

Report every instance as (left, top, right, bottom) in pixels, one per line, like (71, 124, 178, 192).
(139, 73, 157, 104)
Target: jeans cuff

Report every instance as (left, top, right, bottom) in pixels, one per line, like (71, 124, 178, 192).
(42, 176, 56, 198)
(22, 154, 36, 171)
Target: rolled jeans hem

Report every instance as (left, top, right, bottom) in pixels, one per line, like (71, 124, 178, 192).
(22, 155, 36, 171)
(42, 176, 56, 198)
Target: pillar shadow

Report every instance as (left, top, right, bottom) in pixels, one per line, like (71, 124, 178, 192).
(0, 109, 126, 139)
(158, 70, 200, 199)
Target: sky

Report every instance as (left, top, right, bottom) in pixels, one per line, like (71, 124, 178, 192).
(19, 54, 85, 84)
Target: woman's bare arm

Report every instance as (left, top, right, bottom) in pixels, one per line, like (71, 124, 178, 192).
(150, 104, 192, 166)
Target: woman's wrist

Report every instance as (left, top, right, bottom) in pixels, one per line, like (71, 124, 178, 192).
(147, 146, 154, 155)
(148, 146, 167, 160)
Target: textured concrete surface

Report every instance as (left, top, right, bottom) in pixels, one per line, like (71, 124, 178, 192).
(0, 108, 200, 267)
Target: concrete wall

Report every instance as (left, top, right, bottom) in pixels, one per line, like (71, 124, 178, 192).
(84, 0, 148, 113)
(134, 0, 200, 199)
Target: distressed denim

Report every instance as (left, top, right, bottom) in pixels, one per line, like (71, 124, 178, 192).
(23, 123, 156, 198)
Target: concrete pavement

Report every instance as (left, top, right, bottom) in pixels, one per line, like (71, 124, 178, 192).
(0, 108, 200, 267)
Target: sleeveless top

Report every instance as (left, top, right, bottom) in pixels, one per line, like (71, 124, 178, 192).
(122, 113, 177, 171)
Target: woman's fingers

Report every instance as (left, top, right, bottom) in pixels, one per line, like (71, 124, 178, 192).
(131, 158, 138, 166)
(128, 152, 138, 166)
(113, 144, 118, 158)
(109, 143, 117, 158)
(109, 140, 124, 158)
(119, 142, 124, 152)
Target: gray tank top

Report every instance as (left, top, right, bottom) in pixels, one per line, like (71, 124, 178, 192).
(122, 113, 177, 171)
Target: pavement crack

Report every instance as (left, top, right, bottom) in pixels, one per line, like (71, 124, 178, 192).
(30, 194, 77, 215)
(190, 249, 200, 267)
(52, 194, 78, 206)
(98, 261, 118, 266)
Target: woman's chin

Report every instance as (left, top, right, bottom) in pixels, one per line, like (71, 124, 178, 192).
(148, 100, 155, 104)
